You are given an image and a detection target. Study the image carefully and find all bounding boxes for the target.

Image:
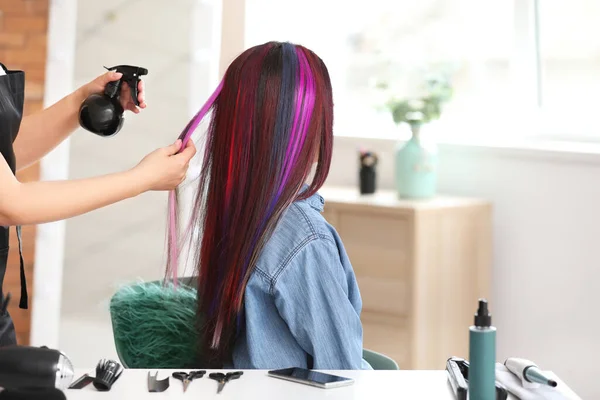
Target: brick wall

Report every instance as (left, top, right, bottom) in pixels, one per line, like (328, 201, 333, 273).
(0, 0, 49, 345)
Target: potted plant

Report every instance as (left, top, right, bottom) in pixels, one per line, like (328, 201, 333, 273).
(378, 72, 453, 199)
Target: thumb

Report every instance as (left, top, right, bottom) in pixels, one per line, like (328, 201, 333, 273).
(100, 70, 123, 84)
(178, 140, 197, 161)
(165, 139, 183, 156)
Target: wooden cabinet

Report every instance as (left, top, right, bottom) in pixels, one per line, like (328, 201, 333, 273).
(319, 187, 492, 370)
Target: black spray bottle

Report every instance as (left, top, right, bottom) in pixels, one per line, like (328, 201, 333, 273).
(78, 65, 148, 137)
(359, 149, 378, 194)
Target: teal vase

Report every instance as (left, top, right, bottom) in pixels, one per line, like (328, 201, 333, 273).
(395, 124, 438, 199)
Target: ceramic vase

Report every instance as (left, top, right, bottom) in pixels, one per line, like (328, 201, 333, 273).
(394, 123, 438, 199)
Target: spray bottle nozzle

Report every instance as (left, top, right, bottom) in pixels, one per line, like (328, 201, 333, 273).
(102, 65, 148, 106)
(474, 298, 492, 327)
(477, 299, 488, 314)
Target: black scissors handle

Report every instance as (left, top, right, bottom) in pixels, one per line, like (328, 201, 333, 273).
(189, 370, 206, 379)
(172, 372, 186, 381)
(226, 371, 243, 381)
(209, 372, 226, 382)
(209, 371, 243, 382)
(173, 370, 206, 381)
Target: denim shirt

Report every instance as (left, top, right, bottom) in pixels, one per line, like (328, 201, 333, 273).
(230, 190, 372, 370)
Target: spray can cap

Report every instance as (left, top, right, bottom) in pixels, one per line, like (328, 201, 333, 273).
(474, 298, 492, 327)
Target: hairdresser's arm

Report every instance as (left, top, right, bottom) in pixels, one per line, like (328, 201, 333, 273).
(13, 71, 146, 171)
(273, 239, 370, 370)
(0, 140, 195, 226)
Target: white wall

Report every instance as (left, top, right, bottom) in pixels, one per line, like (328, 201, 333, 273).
(328, 136, 599, 398)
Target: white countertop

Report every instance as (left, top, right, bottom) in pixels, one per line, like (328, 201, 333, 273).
(65, 368, 582, 400)
(66, 369, 457, 399)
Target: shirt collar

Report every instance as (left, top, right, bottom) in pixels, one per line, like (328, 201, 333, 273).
(299, 184, 325, 212)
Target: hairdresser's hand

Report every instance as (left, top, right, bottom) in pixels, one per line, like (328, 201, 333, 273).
(133, 140, 197, 191)
(81, 71, 147, 114)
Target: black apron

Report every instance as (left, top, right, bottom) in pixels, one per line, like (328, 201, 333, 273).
(0, 62, 28, 346)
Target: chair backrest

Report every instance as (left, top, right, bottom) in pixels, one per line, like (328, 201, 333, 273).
(362, 349, 399, 370)
(110, 278, 200, 369)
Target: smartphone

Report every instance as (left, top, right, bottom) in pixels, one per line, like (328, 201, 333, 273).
(267, 368, 354, 389)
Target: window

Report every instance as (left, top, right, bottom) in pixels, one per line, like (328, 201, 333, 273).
(537, 0, 600, 137)
(243, 0, 595, 141)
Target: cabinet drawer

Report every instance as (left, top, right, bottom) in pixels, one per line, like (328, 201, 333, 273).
(349, 247, 409, 281)
(338, 213, 410, 281)
(338, 213, 409, 249)
(358, 276, 409, 316)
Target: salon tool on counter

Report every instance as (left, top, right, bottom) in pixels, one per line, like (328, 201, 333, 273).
(209, 371, 243, 394)
(446, 357, 468, 400)
(469, 298, 497, 400)
(68, 373, 94, 390)
(148, 371, 170, 393)
(79, 65, 148, 137)
(495, 363, 580, 400)
(446, 356, 508, 400)
(172, 370, 206, 392)
(504, 358, 557, 389)
(0, 387, 66, 400)
(92, 359, 123, 391)
(0, 346, 74, 390)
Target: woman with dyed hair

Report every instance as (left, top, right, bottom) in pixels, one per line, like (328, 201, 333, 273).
(168, 41, 371, 369)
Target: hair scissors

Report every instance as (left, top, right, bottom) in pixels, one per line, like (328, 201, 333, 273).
(172, 370, 206, 392)
(209, 371, 243, 394)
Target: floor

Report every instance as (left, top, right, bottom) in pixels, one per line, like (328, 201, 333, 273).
(59, 0, 196, 367)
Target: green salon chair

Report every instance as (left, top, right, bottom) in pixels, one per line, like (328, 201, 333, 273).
(362, 349, 399, 370)
(110, 278, 199, 369)
(110, 279, 398, 370)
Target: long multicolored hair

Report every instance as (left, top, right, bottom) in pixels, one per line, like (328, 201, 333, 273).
(165, 42, 334, 365)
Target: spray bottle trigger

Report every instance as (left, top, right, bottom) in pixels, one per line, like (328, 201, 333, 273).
(125, 77, 140, 106)
(125, 67, 148, 106)
(101, 65, 148, 106)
